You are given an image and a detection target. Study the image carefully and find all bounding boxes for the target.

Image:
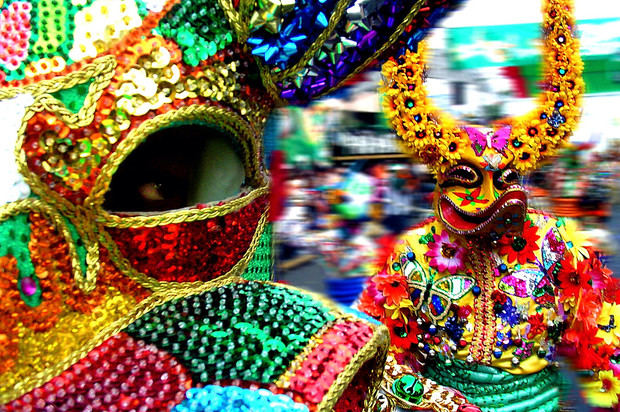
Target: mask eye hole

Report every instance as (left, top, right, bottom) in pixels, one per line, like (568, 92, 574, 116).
(494, 168, 521, 190)
(443, 165, 480, 187)
(103, 124, 250, 213)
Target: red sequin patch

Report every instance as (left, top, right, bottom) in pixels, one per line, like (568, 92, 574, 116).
(5, 332, 192, 411)
(106, 195, 267, 282)
(287, 321, 374, 404)
(334, 359, 375, 411)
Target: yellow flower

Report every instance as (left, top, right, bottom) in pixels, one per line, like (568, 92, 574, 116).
(556, 218, 591, 263)
(596, 302, 620, 346)
(385, 299, 414, 324)
(583, 371, 620, 407)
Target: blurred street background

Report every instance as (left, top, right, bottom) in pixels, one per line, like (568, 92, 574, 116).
(265, 0, 620, 304)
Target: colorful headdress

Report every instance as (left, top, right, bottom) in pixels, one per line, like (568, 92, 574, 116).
(381, 0, 584, 175)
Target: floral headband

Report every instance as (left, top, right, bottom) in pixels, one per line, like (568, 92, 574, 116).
(381, 0, 584, 175)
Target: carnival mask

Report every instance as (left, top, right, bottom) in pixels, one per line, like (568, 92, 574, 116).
(436, 127, 528, 237)
(0, 0, 463, 407)
(381, 0, 583, 238)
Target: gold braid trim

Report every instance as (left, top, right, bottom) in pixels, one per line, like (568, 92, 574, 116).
(275, 321, 337, 388)
(0, 274, 247, 405)
(8, 56, 118, 219)
(381, 354, 467, 412)
(219, 0, 249, 42)
(258, 61, 289, 107)
(0, 198, 84, 288)
(317, 321, 390, 412)
(98, 186, 268, 228)
(1, 274, 387, 407)
(97, 210, 269, 293)
(467, 248, 496, 365)
(306, 0, 428, 102)
(87, 104, 262, 208)
(273, 0, 352, 82)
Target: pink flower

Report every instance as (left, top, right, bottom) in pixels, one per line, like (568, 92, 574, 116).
(425, 231, 466, 274)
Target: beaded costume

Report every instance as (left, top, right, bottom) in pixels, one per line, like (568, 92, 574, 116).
(0, 0, 465, 410)
(358, 0, 620, 410)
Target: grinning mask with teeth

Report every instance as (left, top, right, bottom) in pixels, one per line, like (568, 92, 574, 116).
(435, 126, 528, 239)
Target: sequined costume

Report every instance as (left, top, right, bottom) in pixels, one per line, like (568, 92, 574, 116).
(358, 0, 620, 410)
(0, 0, 463, 410)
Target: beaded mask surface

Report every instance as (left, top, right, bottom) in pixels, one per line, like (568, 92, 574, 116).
(0, 0, 463, 409)
(381, 0, 584, 238)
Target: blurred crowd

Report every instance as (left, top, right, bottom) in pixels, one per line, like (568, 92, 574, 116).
(274, 143, 620, 292)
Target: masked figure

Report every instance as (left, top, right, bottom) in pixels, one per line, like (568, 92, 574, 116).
(358, 0, 620, 410)
(0, 0, 464, 410)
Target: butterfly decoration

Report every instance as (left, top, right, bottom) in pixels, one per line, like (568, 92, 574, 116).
(399, 247, 475, 323)
(498, 268, 555, 306)
(465, 126, 511, 157)
(541, 227, 566, 271)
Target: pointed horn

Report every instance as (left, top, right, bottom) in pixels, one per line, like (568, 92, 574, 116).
(509, 0, 584, 171)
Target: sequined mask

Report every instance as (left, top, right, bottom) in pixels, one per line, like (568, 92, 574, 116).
(0, 0, 463, 407)
(435, 128, 528, 237)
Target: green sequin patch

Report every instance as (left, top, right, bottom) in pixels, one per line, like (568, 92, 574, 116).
(50, 78, 94, 113)
(0, 213, 40, 307)
(241, 224, 273, 281)
(124, 281, 335, 383)
(157, 0, 235, 66)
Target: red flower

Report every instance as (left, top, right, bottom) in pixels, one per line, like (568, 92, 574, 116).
(573, 289, 604, 333)
(373, 273, 409, 307)
(388, 317, 422, 349)
(571, 334, 610, 370)
(457, 305, 473, 318)
(491, 290, 508, 305)
(528, 313, 546, 339)
(358, 288, 384, 318)
(557, 253, 589, 302)
(498, 220, 540, 264)
(453, 187, 489, 207)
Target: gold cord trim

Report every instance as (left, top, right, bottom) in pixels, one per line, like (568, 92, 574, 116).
(219, 0, 249, 42)
(274, 0, 351, 82)
(0, 198, 85, 289)
(275, 321, 337, 388)
(98, 186, 268, 228)
(87, 104, 261, 208)
(97, 210, 269, 292)
(0, 274, 247, 405)
(317, 321, 390, 412)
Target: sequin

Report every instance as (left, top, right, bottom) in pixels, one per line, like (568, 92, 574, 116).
(5, 332, 192, 411)
(172, 386, 309, 412)
(286, 322, 374, 404)
(0, 2, 32, 71)
(158, 0, 235, 66)
(124, 281, 334, 384)
(69, 0, 142, 61)
(107, 195, 267, 282)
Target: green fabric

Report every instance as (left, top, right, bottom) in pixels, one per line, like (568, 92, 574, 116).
(0, 213, 40, 306)
(425, 359, 562, 412)
(158, 0, 235, 66)
(50, 78, 94, 113)
(241, 224, 273, 281)
(124, 281, 335, 383)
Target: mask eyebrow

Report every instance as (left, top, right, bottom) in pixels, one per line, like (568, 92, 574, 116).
(439, 162, 482, 189)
